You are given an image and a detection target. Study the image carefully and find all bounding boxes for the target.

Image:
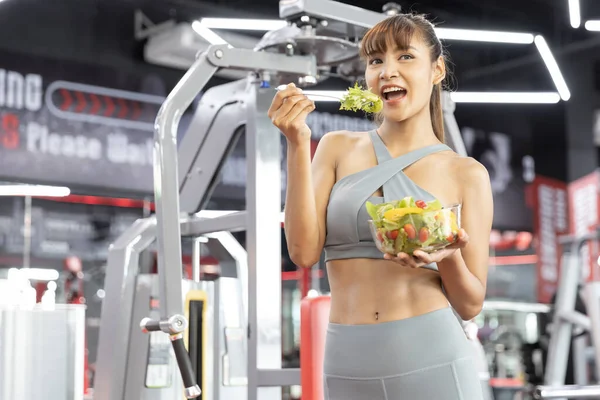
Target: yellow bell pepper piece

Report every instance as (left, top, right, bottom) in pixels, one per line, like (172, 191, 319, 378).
(383, 207, 424, 221)
(450, 212, 459, 232)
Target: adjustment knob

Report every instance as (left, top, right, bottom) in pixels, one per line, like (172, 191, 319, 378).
(383, 2, 402, 15)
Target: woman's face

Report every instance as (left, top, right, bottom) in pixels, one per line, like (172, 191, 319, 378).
(364, 35, 445, 123)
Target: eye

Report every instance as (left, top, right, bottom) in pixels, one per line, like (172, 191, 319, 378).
(368, 58, 382, 65)
(399, 54, 414, 60)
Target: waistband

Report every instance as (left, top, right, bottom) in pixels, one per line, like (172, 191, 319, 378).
(324, 308, 473, 378)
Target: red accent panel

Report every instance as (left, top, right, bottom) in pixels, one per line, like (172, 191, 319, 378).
(35, 194, 155, 210)
(300, 295, 330, 400)
(530, 176, 569, 303)
(567, 171, 600, 282)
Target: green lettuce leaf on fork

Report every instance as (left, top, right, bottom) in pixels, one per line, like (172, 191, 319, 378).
(339, 83, 383, 113)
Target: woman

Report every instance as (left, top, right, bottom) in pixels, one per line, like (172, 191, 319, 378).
(268, 12, 493, 400)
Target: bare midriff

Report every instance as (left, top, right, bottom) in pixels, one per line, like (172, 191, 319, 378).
(326, 258, 449, 325)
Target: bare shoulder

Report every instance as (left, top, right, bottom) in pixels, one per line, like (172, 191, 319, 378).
(315, 130, 366, 162)
(319, 130, 365, 145)
(452, 156, 491, 185)
(445, 155, 492, 201)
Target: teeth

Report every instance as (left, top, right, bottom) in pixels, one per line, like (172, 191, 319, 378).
(383, 87, 406, 94)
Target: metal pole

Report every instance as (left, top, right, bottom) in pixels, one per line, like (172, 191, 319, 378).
(441, 91, 468, 157)
(192, 237, 207, 282)
(245, 83, 284, 400)
(584, 281, 600, 381)
(150, 48, 220, 399)
(545, 241, 584, 388)
(22, 195, 32, 269)
(153, 49, 218, 320)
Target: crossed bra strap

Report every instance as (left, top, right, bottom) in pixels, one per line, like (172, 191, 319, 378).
(365, 130, 452, 202)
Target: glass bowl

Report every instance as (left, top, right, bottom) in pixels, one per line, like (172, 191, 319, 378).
(368, 203, 461, 256)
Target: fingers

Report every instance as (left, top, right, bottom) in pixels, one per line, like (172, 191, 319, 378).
(412, 250, 433, 265)
(457, 229, 469, 244)
(272, 94, 308, 122)
(447, 229, 469, 249)
(268, 83, 303, 119)
(269, 88, 315, 135)
(384, 252, 423, 268)
(285, 97, 315, 122)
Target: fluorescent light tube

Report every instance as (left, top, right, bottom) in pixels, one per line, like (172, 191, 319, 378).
(435, 28, 534, 44)
(197, 18, 534, 44)
(534, 35, 571, 101)
(198, 18, 288, 31)
(191, 21, 229, 45)
(302, 90, 560, 104)
(0, 184, 71, 197)
(585, 20, 600, 31)
(450, 92, 561, 104)
(569, 0, 581, 28)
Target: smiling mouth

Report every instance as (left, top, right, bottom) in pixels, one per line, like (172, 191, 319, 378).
(382, 88, 407, 101)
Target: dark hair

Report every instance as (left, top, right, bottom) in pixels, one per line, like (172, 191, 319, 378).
(359, 13, 448, 143)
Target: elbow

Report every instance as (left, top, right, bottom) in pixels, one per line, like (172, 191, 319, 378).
(286, 235, 321, 268)
(289, 252, 319, 269)
(289, 247, 320, 269)
(457, 302, 483, 321)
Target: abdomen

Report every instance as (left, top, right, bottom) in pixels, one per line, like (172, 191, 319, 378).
(326, 258, 449, 325)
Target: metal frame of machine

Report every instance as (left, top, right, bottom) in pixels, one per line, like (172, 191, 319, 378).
(534, 230, 600, 399)
(93, 1, 550, 399)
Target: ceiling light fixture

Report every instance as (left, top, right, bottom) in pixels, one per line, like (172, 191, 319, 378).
(569, 0, 581, 28)
(585, 20, 600, 31)
(198, 18, 289, 31)
(0, 184, 71, 197)
(194, 18, 570, 102)
(449, 92, 561, 104)
(198, 18, 534, 44)
(534, 35, 571, 101)
(434, 28, 533, 44)
(191, 21, 230, 45)
(301, 90, 561, 104)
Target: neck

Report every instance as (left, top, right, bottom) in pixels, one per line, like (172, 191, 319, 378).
(377, 108, 440, 153)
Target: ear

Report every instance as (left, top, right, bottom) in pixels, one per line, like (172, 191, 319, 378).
(432, 56, 446, 85)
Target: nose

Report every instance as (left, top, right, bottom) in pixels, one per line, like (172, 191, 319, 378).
(379, 63, 399, 80)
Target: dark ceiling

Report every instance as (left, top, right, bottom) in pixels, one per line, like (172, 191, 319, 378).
(149, 0, 600, 92)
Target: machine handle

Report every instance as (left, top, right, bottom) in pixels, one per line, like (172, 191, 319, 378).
(171, 335, 202, 399)
(535, 385, 600, 399)
(140, 317, 161, 333)
(140, 315, 188, 334)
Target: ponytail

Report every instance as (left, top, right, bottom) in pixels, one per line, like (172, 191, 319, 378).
(430, 83, 444, 143)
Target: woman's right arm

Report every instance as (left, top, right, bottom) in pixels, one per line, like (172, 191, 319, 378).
(284, 133, 339, 268)
(267, 83, 339, 268)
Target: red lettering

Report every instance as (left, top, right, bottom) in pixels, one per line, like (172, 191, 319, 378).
(1, 113, 19, 149)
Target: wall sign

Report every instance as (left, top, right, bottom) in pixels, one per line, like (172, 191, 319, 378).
(531, 175, 569, 304)
(0, 49, 375, 202)
(0, 50, 181, 195)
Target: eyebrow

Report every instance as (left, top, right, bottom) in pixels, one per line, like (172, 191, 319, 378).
(385, 46, 419, 53)
(367, 45, 419, 57)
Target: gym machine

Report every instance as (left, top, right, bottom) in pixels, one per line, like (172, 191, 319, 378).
(534, 229, 600, 399)
(94, 1, 478, 400)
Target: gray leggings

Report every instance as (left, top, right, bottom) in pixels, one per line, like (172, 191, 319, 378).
(323, 307, 484, 400)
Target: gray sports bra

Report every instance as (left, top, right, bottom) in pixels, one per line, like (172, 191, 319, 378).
(323, 130, 452, 271)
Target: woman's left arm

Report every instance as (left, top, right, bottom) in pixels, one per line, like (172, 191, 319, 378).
(436, 159, 494, 320)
